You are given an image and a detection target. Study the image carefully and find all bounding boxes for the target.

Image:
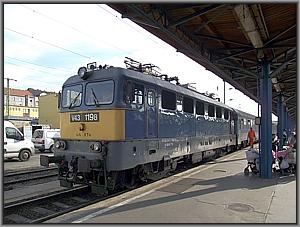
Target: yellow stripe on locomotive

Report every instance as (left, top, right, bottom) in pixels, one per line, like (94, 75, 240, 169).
(60, 109, 125, 141)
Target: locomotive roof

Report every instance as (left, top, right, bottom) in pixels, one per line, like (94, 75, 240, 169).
(64, 66, 234, 111)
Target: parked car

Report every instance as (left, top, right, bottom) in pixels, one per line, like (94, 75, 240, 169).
(32, 129, 60, 152)
(4, 120, 35, 161)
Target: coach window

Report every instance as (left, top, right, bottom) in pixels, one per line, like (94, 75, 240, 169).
(162, 90, 176, 110)
(147, 90, 155, 107)
(196, 101, 204, 115)
(177, 95, 183, 111)
(216, 107, 222, 118)
(224, 109, 229, 120)
(183, 96, 194, 114)
(208, 104, 215, 117)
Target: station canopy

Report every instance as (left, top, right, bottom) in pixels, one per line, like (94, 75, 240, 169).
(109, 4, 297, 121)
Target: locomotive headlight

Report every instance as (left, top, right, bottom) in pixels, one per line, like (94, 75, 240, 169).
(55, 141, 61, 149)
(60, 141, 67, 150)
(78, 66, 88, 79)
(55, 141, 67, 150)
(93, 142, 101, 151)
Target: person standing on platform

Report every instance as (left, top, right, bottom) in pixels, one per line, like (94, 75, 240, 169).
(247, 127, 256, 148)
(283, 129, 287, 146)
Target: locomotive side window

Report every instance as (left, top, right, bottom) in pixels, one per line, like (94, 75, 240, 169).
(196, 101, 204, 115)
(62, 84, 82, 108)
(177, 95, 183, 112)
(183, 96, 194, 114)
(147, 90, 155, 106)
(208, 104, 215, 117)
(124, 81, 144, 105)
(216, 107, 222, 118)
(133, 85, 144, 105)
(162, 90, 176, 110)
(224, 109, 229, 120)
(85, 80, 114, 106)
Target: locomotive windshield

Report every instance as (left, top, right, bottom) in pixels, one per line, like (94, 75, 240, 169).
(85, 80, 114, 106)
(62, 84, 82, 108)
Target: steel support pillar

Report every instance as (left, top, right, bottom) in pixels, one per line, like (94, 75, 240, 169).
(277, 94, 283, 150)
(286, 113, 290, 137)
(259, 60, 273, 179)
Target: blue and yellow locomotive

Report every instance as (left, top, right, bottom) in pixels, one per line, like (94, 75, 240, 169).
(41, 58, 259, 194)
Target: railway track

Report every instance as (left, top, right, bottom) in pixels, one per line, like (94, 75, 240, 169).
(3, 149, 246, 224)
(3, 185, 132, 224)
(4, 167, 58, 190)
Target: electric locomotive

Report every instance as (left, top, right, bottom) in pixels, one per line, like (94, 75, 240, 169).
(40, 58, 258, 195)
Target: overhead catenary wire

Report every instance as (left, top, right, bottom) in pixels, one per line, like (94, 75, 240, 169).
(7, 4, 175, 74)
(5, 56, 74, 73)
(5, 61, 68, 84)
(19, 4, 131, 55)
(96, 4, 169, 50)
(5, 27, 92, 59)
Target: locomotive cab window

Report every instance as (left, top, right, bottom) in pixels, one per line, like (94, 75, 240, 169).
(183, 96, 194, 114)
(85, 80, 114, 106)
(216, 107, 222, 118)
(208, 104, 215, 117)
(62, 84, 82, 108)
(196, 101, 204, 115)
(162, 90, 176, 110)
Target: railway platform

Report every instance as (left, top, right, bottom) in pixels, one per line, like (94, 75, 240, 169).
(46, 146, 296, 224)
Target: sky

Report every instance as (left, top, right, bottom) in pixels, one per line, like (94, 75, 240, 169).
(3, 3, 275, 119)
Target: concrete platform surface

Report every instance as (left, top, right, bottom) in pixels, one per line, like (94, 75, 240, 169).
(46, 148, 296, 223)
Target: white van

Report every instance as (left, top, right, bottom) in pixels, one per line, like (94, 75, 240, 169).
(4, 121, 35, 161)
(32, 129, 60, 152)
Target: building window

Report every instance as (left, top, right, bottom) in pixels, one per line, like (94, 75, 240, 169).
(216, 107, 222, 118)
(208, 105, 215, 117)
(162, 90, 176, 110)
(196, 101, 204, 115)
(183, 96, 194, 114)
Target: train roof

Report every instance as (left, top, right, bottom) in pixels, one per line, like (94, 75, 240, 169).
(233, 108, 257, 119)
(64, 66, 234, 111)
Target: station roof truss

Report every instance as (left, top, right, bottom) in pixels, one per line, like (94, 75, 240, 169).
(109, 3, 297, 121)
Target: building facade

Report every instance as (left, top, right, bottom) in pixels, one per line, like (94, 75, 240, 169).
(38, 93, 60, 129)
(4, 88, 39, 128)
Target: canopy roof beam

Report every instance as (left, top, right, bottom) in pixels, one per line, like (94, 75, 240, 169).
(168, 4, 223, 28)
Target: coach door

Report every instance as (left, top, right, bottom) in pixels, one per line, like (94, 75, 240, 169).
(146, 88, 158, 138)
